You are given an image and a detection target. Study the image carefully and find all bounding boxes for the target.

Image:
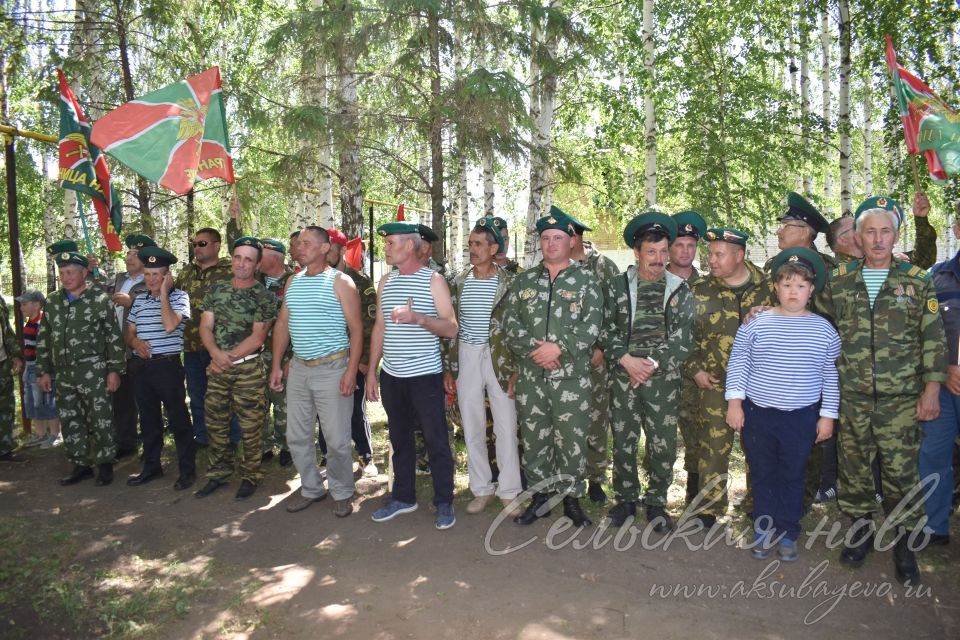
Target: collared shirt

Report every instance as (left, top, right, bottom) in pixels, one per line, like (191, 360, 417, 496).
(128, 289, 191, 356)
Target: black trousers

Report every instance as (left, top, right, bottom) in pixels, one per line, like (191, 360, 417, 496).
(130, 355, 196, 478)
(380, 371, 454, 506)
(112, 369, 139, 450)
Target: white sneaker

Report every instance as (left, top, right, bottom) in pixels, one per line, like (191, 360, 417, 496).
(23, 434, 47, 448)
(362, 460, 379, 477)
(43, 434, 63, 449)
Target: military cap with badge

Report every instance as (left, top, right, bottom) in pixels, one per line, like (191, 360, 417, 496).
(138, 246, 179, 269)
(770, 246, 827, 293)
(124, 234, 157, 249)
(474, 216, 506, 253)
(781, 192, 829, 236)
(672, 210, 707, 241)
(705, 228, 749, 247)
(536, 209, 576, 235)
(232, 236, 263, 253)
(854, 195, 903, 229)
(259, 238, 286, 254)
(622, 211, 678, 247)
(377, 221, 421, 237)
(48, 239, 79, 255)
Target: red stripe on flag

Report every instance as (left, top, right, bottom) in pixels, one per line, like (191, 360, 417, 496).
(157, 137, 203, 195)
(91, 102, 186, 151)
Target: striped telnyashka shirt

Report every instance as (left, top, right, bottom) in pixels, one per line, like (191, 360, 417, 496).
(127, 289, 191, 356)
(284, 268, 349, 360)
(458, 271, 499, 346)
(381, 267, 442, 377)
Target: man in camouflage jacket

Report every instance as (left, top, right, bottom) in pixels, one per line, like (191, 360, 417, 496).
(0, 294, 24, 461)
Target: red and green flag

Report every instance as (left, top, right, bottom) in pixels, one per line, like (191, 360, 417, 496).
(90, 66, 235, 195)
(885, 34, 960, 181)
(57, 69, 123, 252)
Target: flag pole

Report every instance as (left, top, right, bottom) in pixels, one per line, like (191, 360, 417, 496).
(910, 154, 921, 193)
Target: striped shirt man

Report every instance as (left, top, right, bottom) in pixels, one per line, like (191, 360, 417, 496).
(127, 289, 191, 356)
(458, 272, 499, 345)
(725, 312, 841, 418)
(381, 267, 442, 377)
(284, 268, 349, 359)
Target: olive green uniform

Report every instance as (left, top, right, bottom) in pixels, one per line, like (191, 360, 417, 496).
(672, 266, 704, 481)
(0, 297, 22, 454)
(259, 269, 294, 453)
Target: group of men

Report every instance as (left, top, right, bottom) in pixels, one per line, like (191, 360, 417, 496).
(3, 188, 956, 585)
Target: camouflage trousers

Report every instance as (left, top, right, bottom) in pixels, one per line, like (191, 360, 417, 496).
(838, 392, 924, 529)
(261, 352, 288, 452)
(584, 361, 611, 482)
(515, 373, 590, 498)
(56, 360, 116, 466)
(609, 369, 680, 506)
(677, 375, 700, 476)
(0, 368, 16, 454)
(695, 385, 751, 517)
(206, 358, 266, 484)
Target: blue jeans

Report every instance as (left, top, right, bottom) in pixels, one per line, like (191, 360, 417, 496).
(184, 350, 240, 444)
(919, 387, 960, 535)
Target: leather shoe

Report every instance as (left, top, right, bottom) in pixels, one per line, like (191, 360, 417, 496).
(695, 513, 717, 529)
(95, 463, 114, 486)
(646, 504, 675, 533)
(839, 517, 874, 568)
(127, 469, 163, 486)
(563, 496, 593, 527)
(261, 450, 275, 463)
(60, 465, 94, 486)
(173, 474, 196, 491)
(286, 493, 327, 513)
(235, 479, 257, 501)
(278, 450, 293, 467)
(587, 481, 608, 504)
(514, 492, 552, 525)
(894, 527, 920, 585)
(195, 479, 226, 498)
(925, 533, 950, 547)
(606, 501, 637, 527)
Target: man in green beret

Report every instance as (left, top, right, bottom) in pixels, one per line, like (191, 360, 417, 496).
(256, 238, 295, 467)
(125, 247, 196, 490)
(174, 227, 237, 448)
(485, 216, 522, 273)
(685, 228, 775, 527)
(555, 205, 621, 504)
(667, 210, 708, 504)
(37, 252, 126, 486)
(417, 224, 446, 275)
(602, 212, 694, 531)
(0, 288, 24, 462)
(195, 237, 278, 501)
(504, 212, 604, 527)
(764, 192, 836, 273)
(819, 200, 947, 585)
(856, 193, 938, 269)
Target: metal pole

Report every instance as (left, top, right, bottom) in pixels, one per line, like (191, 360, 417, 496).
(368, 205, 374, 278)
(4, 133, 28, 432)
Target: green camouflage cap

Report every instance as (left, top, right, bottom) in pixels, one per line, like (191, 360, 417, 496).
(536, 211, 576, 236)
(260, 238, 286, 254)
(232, 236, 263, 251)
(854, 195, 903, 229)
(705, 228, 749, 247)
(377, 222, 420, 237)
(770, 246, 827, 292)
(48, 239, 79, 255)
(54, 251, 89, 268)
(781, 192, 829, 234)
(623, 211, 678, 247)
(124, 234, 156, 249)
(138, 246, 178, 268)
(550, 205, 591, 234)
(473, 216, 506, 253)
(418, 224, 440, 243)
(673, 210, 707, 240)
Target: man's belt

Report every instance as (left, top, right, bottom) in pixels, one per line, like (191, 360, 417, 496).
(295, 350, 349, 367)
(233, 352, 262, 365)
(133, 352, 182, 363)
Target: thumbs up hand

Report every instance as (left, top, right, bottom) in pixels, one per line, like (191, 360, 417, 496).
(390, 297, 418, 324)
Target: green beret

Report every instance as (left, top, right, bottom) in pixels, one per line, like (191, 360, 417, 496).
(487, 216, 508, 232)
(55, 251, 88, 268)
(550, 205, 591, 234)
(854, 196, 903, 229)
(770, 246, 827, 293)
(260, 238, 286, 254)
(536, 212, 576, 236)
(377, 222, 420, 237)
(418, 224, 440, 243)
(705, 228, 749, 247)
(232, 236, 263, 252)
(672, 211, 707, 240)
(48, 239, 79, 255)
(781, 192, 829, 234)
(473, 217, 506, 253)
(138, 246, 178, 268)
(124, 234, 156, 249)
(623, 212, 677, 247)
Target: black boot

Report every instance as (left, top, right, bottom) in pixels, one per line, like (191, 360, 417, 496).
(95, 463, 114, 486)
(607, 501, 637, 527)
(514, 492, 552, 525)
(563, 496, 593, 527)
(893, 527, 920, 585)
(59, 465, 94, 486)
(685, 472, 700, 505)
(646, 504, 675, 533)
(587, 481, 608, 504)
(839, 516, 874, 568)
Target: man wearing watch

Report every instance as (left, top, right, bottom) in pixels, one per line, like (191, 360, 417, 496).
(602, 213, 695, 531)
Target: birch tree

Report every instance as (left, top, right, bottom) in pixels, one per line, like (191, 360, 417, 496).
(837, 0, 852, 216)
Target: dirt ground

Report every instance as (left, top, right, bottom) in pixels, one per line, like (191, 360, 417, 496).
(1, 416, 959, 640)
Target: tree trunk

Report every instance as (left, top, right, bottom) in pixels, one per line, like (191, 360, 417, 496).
(333, 1, 363, 238)
(482, 142, 495, 217)
(862, 71, 874, 197)
(837, 0, 852, 217)
(820, 8, 833, 201)
(799, 11, 812, 194)
(427, 6, 445, 262)
(40, 153, 58, 291)
(642, 0, 656, 206)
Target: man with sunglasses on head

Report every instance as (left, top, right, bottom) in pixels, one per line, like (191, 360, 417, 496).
(174, 228, 235, 448)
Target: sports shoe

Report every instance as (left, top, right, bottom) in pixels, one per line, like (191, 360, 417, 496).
(778, 539, 799, 561)
(22, 434, 47, 448)
(361, 457, 379, 477)
(334, 498, 354, 518)
(40, 434, 61, 449)
(466, 494, 496, 514)
(814, 486, 837, 503)
(751, 532, 773, 560)
(435, 503, 456, 530)
(371, 499, 418, 522)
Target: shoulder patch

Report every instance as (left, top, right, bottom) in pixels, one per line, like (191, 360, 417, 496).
(927, 298, 939, 314)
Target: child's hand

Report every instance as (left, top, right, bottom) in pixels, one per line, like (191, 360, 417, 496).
(725, 401, 745, 432)
(815, 417, 834, 443)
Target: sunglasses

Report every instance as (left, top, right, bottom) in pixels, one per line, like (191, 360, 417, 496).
(191, 240, 215, 248)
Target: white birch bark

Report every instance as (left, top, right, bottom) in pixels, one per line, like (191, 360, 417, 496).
(642, 0, 656, 206)
(838, 0, 852, 216)
(820, 8, 833, 201)
(863, 72, 874, 196)
(799, 13, 812, 193)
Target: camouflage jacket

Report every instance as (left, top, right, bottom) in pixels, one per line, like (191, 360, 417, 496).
(343, 265, 376, 366)
(500, 259, 523, 274)
(819, 259, 947, 397)
(174, 257, 233, 352)
(602, 268, 695, 375)
(503, 261, 603, 381)
(0, 297, 21, 363)
(685, 261, 776, 383)
(258, 268, 294, 358)
(578, 242, 622, 347)
(200, 280, 277, 351)
(443, 264, 516, 392)
(906, 216, 937, 269)
(36, 286, 125, 377)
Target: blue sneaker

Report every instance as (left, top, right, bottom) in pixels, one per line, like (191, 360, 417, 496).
(750, 532, 773, 560)
(371, 500, 418, 522)
(436, 503, 456, 530)
(778, 538, 799, 561)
